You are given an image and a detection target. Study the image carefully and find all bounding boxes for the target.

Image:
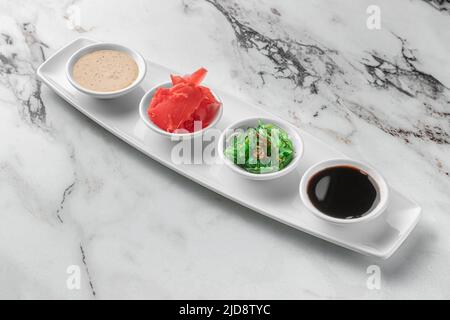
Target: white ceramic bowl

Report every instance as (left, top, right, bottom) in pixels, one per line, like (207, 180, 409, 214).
(299, 158, 389, 224)
(218, 117, 303, 181)
(66, 42, 147, 99)
(139, 82, 223, 139)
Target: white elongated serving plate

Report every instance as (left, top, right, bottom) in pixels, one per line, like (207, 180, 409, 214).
(37, 38, 422, 259)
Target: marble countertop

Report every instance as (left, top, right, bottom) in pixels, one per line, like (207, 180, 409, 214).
(0, 0, 449, 299)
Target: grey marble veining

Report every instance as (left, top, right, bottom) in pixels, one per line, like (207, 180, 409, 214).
(0, 0, 449, 299)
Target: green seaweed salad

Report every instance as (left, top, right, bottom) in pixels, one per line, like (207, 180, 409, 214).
(224, 121, 295, 174)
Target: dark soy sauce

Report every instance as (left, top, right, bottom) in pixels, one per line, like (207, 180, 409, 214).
(307, 166, 379, 220)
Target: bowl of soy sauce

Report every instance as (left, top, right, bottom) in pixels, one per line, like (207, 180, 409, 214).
(299, 159, 389, 224)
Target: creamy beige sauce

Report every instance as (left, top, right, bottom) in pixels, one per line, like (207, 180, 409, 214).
(73, 50, 138, 92)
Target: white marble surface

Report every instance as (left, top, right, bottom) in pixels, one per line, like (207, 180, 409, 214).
(0, 0, 449, 299)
